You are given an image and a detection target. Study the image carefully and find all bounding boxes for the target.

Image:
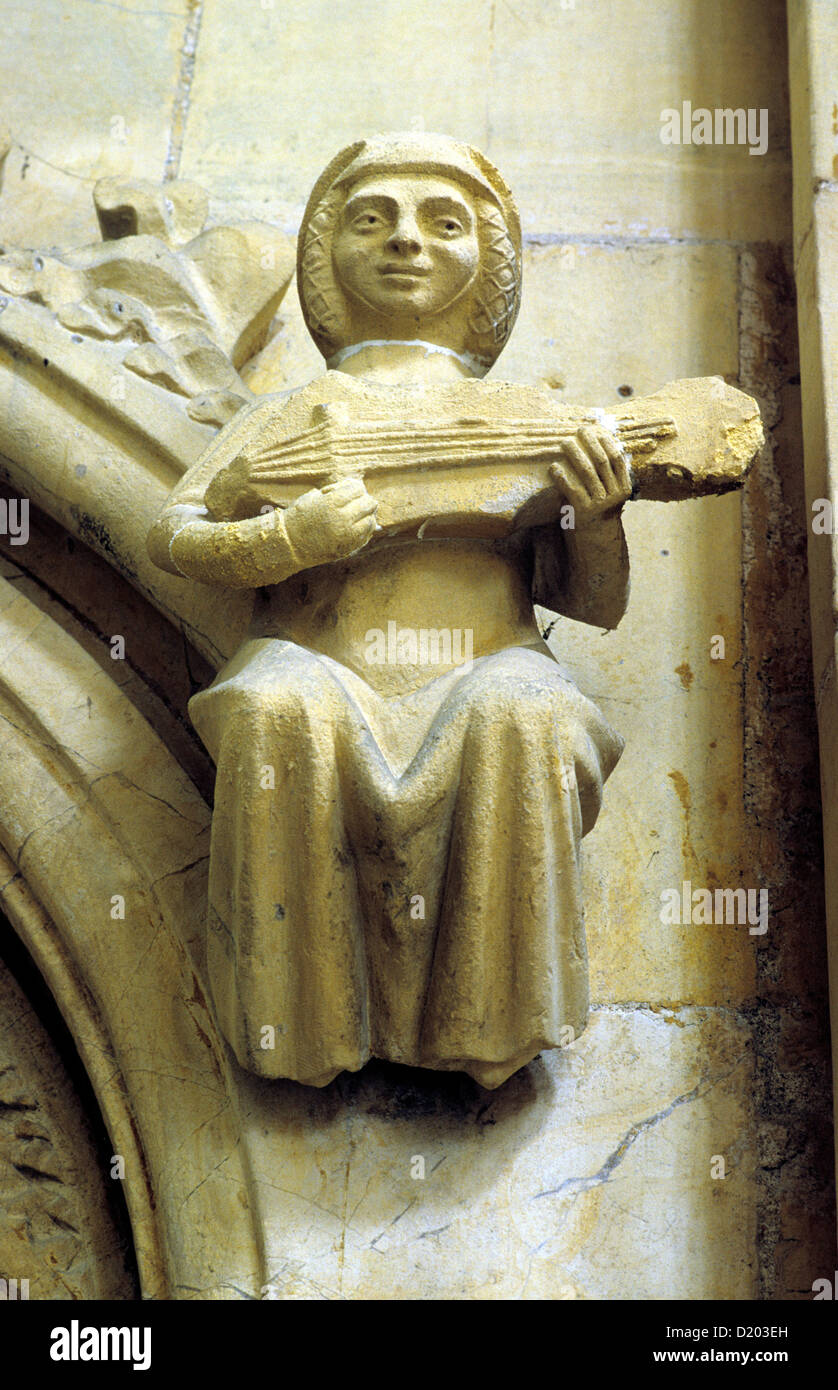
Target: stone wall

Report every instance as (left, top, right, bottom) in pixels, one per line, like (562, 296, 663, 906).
(0, 0, 832, 1299)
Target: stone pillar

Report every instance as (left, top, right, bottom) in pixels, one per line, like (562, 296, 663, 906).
(788, 0, 838, 1232)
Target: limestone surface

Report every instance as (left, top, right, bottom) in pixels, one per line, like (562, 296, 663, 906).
(147, 135, 761, 1091)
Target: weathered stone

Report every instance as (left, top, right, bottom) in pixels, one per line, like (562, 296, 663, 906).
(0, 0, 830, 1306)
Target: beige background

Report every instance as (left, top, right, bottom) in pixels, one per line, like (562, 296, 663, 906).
(0, 0, 832, 1299)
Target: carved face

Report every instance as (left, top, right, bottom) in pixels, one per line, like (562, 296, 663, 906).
(331, 174, 480, 325)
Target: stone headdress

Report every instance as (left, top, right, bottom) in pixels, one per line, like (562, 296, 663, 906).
(297, 132, 522, 374)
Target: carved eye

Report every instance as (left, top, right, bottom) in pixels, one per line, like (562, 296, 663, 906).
(354, 212, 381, 231)
(436, 217, 464, 237)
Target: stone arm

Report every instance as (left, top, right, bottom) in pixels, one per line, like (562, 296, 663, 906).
(152, 504, 303, 590)
(146, 394, 379, 588)
(530, 423, 632, 629)
(147, 398, 298, 588)
(531, 512, 630, 630)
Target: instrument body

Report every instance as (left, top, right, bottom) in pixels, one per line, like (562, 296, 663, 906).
(202, 372, 764, 541)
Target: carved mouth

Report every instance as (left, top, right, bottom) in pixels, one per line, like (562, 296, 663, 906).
(380, 265, 430, 280)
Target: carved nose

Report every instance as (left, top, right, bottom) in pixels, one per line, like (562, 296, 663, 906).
(386, 222, 422, 255)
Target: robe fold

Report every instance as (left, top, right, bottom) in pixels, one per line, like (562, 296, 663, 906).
(190, 634, 623, 1089)
(169, 372, 629, 1089)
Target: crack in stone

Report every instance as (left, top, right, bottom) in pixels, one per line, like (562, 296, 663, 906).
(164, 0, 204, 182)
(533, 1053, 748, 1202)
(370, 1198, 416, 1249)
(150, 852, 209, 891)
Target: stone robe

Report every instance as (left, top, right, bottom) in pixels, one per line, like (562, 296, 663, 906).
(191, 632, 623, 1090)
(174, 375, 629, 1089)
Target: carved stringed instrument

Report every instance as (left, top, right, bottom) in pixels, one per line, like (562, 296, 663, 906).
(204, 373, 763, 540)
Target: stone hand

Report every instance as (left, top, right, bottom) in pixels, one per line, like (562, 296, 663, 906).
(549, 425, 633, 527)
(284, 477, 379, 568)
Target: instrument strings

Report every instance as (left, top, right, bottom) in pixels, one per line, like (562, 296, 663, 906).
(242, 416, 677, 480)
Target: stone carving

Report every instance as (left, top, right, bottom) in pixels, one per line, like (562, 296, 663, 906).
(144, 133, 762, 1091)
(0, 178, 300, 1297)
(0, 175, 293, 428)
(0, 951, 137, 1300)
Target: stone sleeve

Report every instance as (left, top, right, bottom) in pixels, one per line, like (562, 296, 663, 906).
(530, 511, 630, 630)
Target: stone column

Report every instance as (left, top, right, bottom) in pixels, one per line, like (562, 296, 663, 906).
(788, 0, 838, 1230)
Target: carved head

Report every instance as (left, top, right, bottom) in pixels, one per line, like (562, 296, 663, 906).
(297, 133, 522, 375)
